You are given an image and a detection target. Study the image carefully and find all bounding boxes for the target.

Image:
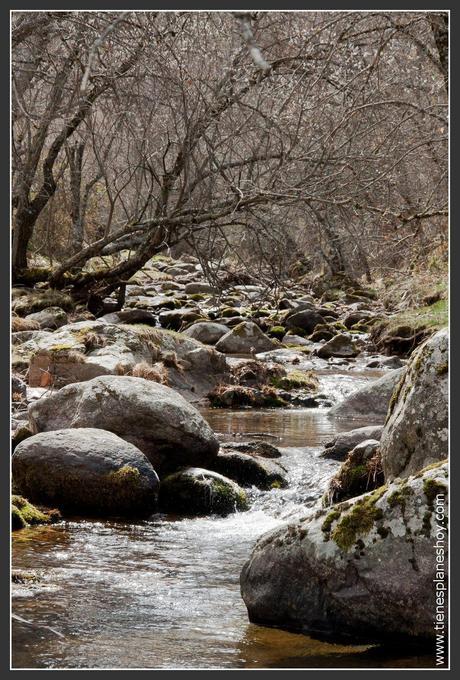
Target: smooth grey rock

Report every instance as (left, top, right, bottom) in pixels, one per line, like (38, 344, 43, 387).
(321, 425, 384, 460)
(12, 428, 160, 517)
(183, 322, 229, 345)
(215, 322, 277, 354)
(381, 329, 448, 481)
(329, 368, 404, 421)
(240, 462, 448, 642)
(28, 375, 219, 475)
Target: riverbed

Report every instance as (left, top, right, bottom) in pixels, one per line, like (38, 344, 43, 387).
(12, 370, 435, 669)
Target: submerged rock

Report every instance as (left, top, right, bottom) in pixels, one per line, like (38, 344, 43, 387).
(240, 462, 448, 643)
(12, 428, 160, 517)
(381, 328, 448, 481)
(160, 467, 248, 516)
(28, 376, 219, 475)
(220, 441, 282, 459)
(328, 368, 404, 421)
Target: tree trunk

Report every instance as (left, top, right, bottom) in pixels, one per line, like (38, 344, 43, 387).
(12, 206, 35, 273)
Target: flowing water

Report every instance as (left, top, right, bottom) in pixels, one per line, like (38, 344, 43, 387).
(12, 370, 435, 669)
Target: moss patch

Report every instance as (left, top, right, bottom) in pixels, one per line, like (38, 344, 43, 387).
(11, 495, 60, 530)
(270, 370, 318, 392)
(331, 486, 387, 551)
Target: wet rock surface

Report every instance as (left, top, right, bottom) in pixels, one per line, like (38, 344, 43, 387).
(240, 462, 448, 643)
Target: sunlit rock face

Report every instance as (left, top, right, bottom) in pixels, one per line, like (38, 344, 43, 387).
(381, 328, 448, 481)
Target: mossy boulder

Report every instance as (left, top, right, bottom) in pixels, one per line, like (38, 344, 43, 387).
(381, 328, 448, 480)
(12, 428, 160, 518)
(160, 467, 248, 516)
(240, 462, 448, 643)
(268, 325, 286, 340)
(316, 333, 359, 359)
(11, 495, 60, 530)
(270, 370, 318, 392)
(208, 384, 287, 409)
(208, 450, 288, 490)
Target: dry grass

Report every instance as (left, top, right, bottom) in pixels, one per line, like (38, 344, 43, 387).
(116, 361, 169, 385)
(12, 316, 40, 332)
(83, 332, 107, 352)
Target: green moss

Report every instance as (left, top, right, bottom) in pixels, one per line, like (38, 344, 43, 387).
(436, 361, 448, 375)
(321, 509, 341, 535)
(423, 478, 447, 509)
(283, 344, 312, 354)
(221, 307, 239, 318)
(270, 480, 282, 489)
(331, 486, 387, 551)
(108, 465, 141, 489)
(189, 293, 206, 301)
(11, 495, 59, 530)
(376, 525, 390, 539)
(270, 369, 318, 391)
(11, 504, 27, 530)
(269, 325, 286, 339)
(387, 483, 414, 511)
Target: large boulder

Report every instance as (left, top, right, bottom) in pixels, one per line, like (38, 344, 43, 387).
(183, 321, 229, 345)
(19, 321, 229, 401)
(160, 467, 248, 516)
(328, 368, 404, 421)
(381, 329, 448, 481)
(12, 428, 160, 517)
(321, 425, 384, 460)
(241, 461, 448, 642)
(28, 376, 219, 475)
(215, 322, 277, 354)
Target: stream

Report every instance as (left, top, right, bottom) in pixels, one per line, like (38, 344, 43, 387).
(12, 370, 435, 669)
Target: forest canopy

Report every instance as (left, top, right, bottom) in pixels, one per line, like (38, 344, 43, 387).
(11, 10, 448, 304)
